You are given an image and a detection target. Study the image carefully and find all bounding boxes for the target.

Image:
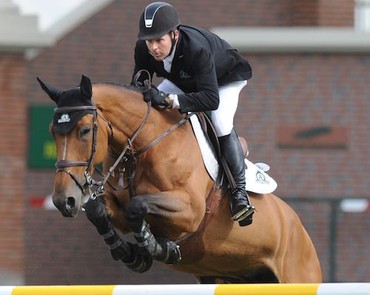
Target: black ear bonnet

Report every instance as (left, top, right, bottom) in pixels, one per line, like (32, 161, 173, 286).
(52, 88, 94, 134)
(37, 75, 94, 135)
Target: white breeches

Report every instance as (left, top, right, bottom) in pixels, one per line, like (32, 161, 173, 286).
(158, 79, 247, 137)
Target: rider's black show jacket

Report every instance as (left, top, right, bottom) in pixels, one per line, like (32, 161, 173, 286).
(132, 25, 252, 113)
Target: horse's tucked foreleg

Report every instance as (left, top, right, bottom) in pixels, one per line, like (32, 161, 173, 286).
(126, 197, 182, 264)
(83, 197, 153, 273)
(135, 220, 181, 264)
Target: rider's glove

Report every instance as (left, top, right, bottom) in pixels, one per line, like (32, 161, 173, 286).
(143, 88, 173, 110)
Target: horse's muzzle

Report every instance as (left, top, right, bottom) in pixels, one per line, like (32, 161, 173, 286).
(53, 195, 80, 217)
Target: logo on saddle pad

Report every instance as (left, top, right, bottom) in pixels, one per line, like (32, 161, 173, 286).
(57, 113, 71, 123)
(255, 171, 269, 184)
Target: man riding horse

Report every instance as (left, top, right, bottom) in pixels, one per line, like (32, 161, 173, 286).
(132, 1, 255, 225)
(36, 1, 322, 282)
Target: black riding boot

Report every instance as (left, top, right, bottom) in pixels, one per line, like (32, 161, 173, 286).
(219, 129, 255, 225)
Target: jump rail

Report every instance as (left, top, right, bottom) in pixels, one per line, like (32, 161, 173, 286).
(1, 283, 370, 295)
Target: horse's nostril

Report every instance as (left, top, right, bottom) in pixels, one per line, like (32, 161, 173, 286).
(67, 197, 76, 208)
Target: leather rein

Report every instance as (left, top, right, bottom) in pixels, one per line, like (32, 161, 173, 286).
(53, 95, 192, 201)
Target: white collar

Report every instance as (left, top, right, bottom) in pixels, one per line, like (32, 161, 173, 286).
(163, 42, 177, 72)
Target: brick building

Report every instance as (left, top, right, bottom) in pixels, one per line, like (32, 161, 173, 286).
(0, 0, 369, 285)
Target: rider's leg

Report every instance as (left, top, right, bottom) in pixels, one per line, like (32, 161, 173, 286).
(211, 80, 255, 224)
(219, 129, 255, 222)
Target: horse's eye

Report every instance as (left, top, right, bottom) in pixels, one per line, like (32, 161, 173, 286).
(79, 126, 91, 137)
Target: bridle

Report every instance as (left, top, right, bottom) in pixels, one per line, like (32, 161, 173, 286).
(54, 105, 99, 196)
(53, 96, 193, 201)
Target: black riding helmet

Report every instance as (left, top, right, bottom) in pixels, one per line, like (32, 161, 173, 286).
(138, 2, 180, 40)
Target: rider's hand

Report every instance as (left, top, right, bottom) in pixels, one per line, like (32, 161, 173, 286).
(143, 88, 173, 109)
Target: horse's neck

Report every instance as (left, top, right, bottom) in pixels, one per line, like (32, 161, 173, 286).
(94, 85, 214, 200)
(94, 85, 165, 151)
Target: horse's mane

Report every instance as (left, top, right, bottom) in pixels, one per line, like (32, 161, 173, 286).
(93, 81, 143, 94)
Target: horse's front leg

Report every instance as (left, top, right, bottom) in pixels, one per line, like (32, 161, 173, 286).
(83, 196, 153, 273)
(126, 191, 199, 264)
(133, 218, 181, 264)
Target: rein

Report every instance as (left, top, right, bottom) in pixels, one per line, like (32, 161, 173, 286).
(133, 113, 192, 157)
(104, 107, 193, 198)
(98, 99, 153, 197)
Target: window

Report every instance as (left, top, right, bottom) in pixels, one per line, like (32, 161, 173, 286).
(355, 0, 370, 31)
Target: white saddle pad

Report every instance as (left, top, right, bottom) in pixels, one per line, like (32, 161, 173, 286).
(189, 115, 277, 194)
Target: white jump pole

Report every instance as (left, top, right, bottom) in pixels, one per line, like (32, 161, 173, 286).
(1, 283, 369, 295)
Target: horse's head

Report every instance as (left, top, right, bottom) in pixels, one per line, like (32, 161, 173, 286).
(37, 75, 108, 217)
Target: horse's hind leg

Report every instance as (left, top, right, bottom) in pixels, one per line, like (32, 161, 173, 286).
(83, 197, 153, 273)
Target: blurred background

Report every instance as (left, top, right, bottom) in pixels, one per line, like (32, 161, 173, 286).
(0, 0, 369, 285)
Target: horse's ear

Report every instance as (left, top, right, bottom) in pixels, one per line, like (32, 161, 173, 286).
(37, 77, 61, 103)
(80, 75, 92, 99)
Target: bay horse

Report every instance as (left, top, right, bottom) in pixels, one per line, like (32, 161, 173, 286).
(37, 75, 322, 283)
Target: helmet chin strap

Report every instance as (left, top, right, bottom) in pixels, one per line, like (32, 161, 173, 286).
(167, 30, 177, 57)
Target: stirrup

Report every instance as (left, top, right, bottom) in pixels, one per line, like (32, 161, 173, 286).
(232, 204, 255, 222)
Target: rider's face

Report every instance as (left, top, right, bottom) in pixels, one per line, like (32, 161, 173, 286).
(146, 31, 178, 61)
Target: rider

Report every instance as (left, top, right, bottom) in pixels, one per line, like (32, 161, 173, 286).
(131, 2, 255, 225)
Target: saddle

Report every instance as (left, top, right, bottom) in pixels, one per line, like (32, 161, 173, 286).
(190, 112, 277, 194)
(193, 112, 232, 188)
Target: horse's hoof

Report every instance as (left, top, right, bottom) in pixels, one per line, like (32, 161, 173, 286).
(125, 252, 153, 273)
(157, 238, 182, 264)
